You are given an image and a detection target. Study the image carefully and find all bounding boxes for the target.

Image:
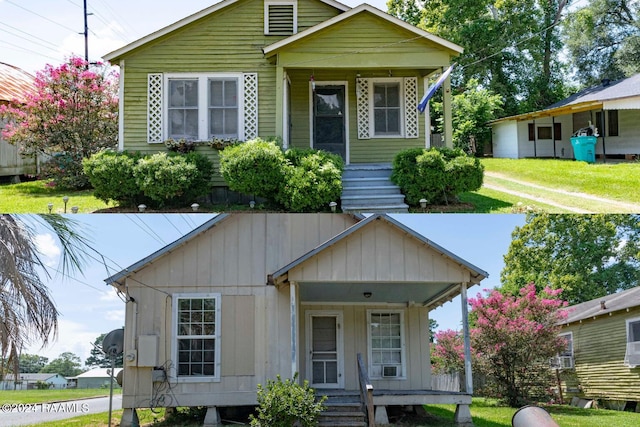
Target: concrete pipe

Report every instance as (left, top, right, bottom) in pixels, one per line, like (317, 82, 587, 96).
(512, 405, 559, 427)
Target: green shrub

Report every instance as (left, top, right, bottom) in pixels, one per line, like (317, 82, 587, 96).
(84, 150, 214, 208)
(133, 153, 198, 207)
(219, 138, 287, 200)
(277, 148, 344, 212)
(391, 147, 484, 205)
(83, 150, 141, 205)
(249, 374, 326, 427)
(41, 153, 91, 190)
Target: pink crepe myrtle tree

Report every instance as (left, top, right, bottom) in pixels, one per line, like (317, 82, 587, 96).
(0, 56, 118, 189)
(469, 283, 569, 407)
(431, 329, 466, 374)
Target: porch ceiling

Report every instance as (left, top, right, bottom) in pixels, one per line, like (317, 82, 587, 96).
(297, 280, 465, 308)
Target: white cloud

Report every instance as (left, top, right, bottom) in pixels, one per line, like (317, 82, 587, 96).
(34, 233, 61, 268)
(105, 309, 125, 323)
(24, 318, 98, 364)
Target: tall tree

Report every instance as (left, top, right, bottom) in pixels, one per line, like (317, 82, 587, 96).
(85, 333, 124, 368)
(0, 56, 118, 189)
(0, 215, 89, 382)
(19, 354, 49, 373)
(500, 213, 640, 304)
(563, 0, 640, 86)
(40, 352, 84, 377)
(391, 0, 571, 115)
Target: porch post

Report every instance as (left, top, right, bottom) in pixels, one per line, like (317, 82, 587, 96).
(275, 64, 285, 140)
(423, 76, 431, 148)
(290, 281, 298, 379)
(460, 283, 473, 394)
(443, 71, 453, 148)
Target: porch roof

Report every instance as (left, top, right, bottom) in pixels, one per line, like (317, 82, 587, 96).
(262, 4, 463, 68)
(268, 214, 487, 308)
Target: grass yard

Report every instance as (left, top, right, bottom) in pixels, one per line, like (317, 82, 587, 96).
(0, 388, 121, 404)
(28, 398, 640, 427)
(481, 158, 640, 204)
(0, 180, 111, 213)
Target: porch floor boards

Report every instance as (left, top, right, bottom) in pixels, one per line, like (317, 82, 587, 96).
(317, 388, 472, 405)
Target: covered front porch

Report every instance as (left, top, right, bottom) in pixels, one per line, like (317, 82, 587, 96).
(268, 215, 486, 426)
(262, 4, 462, 164)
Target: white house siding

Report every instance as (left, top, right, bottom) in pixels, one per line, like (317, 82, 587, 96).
(597, 110, 640, 155)
(118, 214, 358, 408)
(492, 120, 519, 158)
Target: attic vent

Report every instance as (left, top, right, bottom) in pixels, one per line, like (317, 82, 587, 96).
(265, 1, 297, 35)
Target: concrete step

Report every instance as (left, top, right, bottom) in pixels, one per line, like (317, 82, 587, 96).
(340, 204, 409, 214)
(341, 185, 403, 197)
(342, 177, 396, 188)
(341, 194, 407, 206)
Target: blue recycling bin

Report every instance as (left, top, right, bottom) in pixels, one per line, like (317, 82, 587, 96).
(570, 136, 597, 163)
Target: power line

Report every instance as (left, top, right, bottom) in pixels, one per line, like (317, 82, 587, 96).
(124, 214, 166, 245)
(0, 22, 60, 50)
(4, 0, 78, 33)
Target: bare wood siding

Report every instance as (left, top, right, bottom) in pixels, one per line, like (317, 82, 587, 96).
(561, 308, 640, 401)
(299, 304, 431, 391)
(288, 220, 470, 283)
(120, 214, 358, 407)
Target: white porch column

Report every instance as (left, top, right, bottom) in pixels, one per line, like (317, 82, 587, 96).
(275, 65, 285, 140)
(460, 282, 473, 394)
(290, 281, 298, 379)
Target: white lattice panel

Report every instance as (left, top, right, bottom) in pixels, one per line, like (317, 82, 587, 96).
(147, 73, 163, 143)
(356, 78, 370, 139)
(243, 73, 258, 140)
(404, 77, 418, 138)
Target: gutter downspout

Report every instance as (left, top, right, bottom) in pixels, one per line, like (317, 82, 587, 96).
(461, 283, 473, 394)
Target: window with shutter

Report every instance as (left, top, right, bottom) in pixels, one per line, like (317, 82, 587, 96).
(265, 1, 297, 35)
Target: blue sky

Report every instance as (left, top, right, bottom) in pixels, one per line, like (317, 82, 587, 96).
(24, 213, 525, 364)
(1, 0, 390, 74)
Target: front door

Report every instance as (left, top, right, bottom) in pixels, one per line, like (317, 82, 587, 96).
(307, 311, 344, 389)
(313, 86, 346, 160)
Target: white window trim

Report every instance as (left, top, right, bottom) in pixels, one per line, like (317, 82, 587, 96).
(367, 309, 406, 380)
(554, 332, 574, 369)
(164, 73, 244, 142)
(369, 78, 406, 138)
(625, 317, 640, 367)
(171, 293, 222, 383)
(264, 0, 298, 35)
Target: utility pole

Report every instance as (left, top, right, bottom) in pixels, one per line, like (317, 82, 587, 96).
(83, 0, 92, 64)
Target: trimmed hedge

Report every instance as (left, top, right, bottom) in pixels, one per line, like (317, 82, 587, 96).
(391, 147, 484, 205)
(83, 150, 214, 208)
(219, 140, 344, 212)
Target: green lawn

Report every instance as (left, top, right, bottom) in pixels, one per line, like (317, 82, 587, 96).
(0, 388, 121, 404)
(0, 180, 111, 213)
(28, 398, 640, 427)
(481, 158, 640, 204)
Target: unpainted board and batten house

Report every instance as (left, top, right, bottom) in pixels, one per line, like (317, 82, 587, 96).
(105, 214, 486, 426)
(558, 286, 640, 410)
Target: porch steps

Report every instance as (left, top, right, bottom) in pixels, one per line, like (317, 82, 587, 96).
(318, 394, 367, 427)
(340, 164, 409, 213)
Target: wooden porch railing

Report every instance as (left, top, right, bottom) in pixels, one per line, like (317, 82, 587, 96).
(357, 353, 375, 427)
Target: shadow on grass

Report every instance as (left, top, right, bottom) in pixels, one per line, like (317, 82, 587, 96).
(458, 192, 513, 213)
(422, 402, 513, 427)
(545, 404, 626, 418)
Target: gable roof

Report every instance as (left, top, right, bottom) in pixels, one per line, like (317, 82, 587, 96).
(263, 4, 463, 57)
(105, 213, 230, 285)
(0, 62, 34, 104)
(269, 213, 487, 285)
(72, 368, 123, 379)
(9, 373, 64, 382)
(562, 286, 640, 325)
(491, 73, 640, 124)
(103, 0, 351, 62)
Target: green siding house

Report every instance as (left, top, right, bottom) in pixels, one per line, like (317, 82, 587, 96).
(103, 0, 461, 193)
(558, 286, 640, 411)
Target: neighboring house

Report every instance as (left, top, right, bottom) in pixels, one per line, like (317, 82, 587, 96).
(102, 0, 461, 191)
(68, 368, 123, 389)
(490, 73, 640, 160)
(105, 213, 486, 426)
(0, 62, 37, 178)
(0, 373, 67, 390)
(557, 286, 640, 410)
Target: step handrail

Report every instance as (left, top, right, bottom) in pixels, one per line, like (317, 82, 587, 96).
(357, 353, 375, 427)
